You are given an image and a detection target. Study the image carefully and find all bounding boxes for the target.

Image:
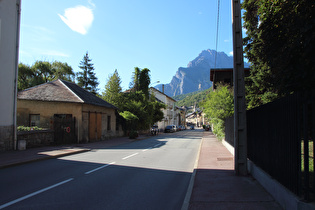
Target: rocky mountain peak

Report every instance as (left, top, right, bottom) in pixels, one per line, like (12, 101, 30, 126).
(155, 49, 249, 97)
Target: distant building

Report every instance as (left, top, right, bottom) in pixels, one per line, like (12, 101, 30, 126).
(210, 68, 250, 90)
(186, 108, 204, 127)
(178, 107, 186, 127)
(150, 87, 180, 130)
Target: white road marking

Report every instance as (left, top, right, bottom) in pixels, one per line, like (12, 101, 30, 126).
(0, 178, 73, 209)
(154, 143, 162, 147)
(142, 147, 152, 152)
(142, 143, 163, 151)
(85, 162, 116, 174)
(122, 153, 139, 160)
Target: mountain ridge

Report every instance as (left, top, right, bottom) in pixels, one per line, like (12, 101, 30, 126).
(155, 49, 250, 97)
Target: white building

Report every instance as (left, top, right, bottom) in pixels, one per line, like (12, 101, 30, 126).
(150, 87, 179, 130)
(0, 0, 21, 151)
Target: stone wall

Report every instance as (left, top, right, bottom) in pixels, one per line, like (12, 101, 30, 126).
(0, 125, 14, 151)
(17, 130, 54, 148)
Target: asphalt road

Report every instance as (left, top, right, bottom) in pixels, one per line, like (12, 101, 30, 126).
(0, 129, 203, 210)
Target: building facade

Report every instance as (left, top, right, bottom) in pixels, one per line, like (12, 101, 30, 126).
(150, 87, 179, 130)
(0, 0, 21, 151)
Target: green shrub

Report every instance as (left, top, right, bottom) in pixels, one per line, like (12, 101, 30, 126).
(201, 85, 234, 139)
(17, 126, 43, 132)
(129, 130, 138, 139)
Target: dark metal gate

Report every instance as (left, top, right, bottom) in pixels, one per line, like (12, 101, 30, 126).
(247, 90, 315, 201)
(54, 114, 76, 145)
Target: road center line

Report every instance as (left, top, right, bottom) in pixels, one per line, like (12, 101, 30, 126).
(0, 178, 73, 209)
(142, 147, 152, 152)
(85, 162, 116, 175)
(122, 153, 139, 160)
(154, 143, 162, 147)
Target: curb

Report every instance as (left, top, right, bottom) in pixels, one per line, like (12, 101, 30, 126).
(0, 148, 91, 169)
(0, 134, 155, 169)
(181, 131, 204, 210)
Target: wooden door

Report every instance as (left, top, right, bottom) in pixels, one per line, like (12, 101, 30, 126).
(89, 112, 102, 141)
(89, 112, 96, 141)
(97, 113, 102, 139)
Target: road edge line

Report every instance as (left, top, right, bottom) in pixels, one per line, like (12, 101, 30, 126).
(181, 131, 204, 210)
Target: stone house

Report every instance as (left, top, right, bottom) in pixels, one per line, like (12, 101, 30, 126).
(178, 107, 186, 127)
(17, 79, 123, 144)
(186, 108, 205, 127)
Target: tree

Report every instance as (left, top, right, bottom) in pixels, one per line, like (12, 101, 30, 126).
(51, 61, 75, 82)
(150, 92, 165, 124)
(18, 63, 33, 91)
(242, 0, 315, 108)
(119, 66, 164, 132)
(129, 67, 140, 91)
(119, 111, 139, 131)
(77, 52, 99, 94)
(32, 61, 52, 83)
(120, 91, 165, 131)
(139, 68, 151, 98)
(201, 85, 234, 139)
(102, 69, 122, 109)
(18, 61, 76, 91)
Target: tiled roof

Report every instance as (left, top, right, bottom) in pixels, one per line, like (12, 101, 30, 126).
(18, 79, 116, 109)
(150, 87, 176, 102)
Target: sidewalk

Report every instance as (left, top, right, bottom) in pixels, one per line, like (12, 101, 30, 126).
(187, 131, 282, 210)
(0, 135, 149, 169)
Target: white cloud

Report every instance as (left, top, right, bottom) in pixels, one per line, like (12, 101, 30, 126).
(19, 50, 33, 58)
(88, 0, 96, 9)
(32, 48, 70, 57)
(22, 24, 55, 42)
(58, 5, 94, 35)
(229, 51, 233, 56)
(41, 50, 70, 57)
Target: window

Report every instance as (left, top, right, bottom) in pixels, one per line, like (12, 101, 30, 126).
(30, 114, 40, 127)
(107, 116, 111, 131)
(54, 114, 72, 119)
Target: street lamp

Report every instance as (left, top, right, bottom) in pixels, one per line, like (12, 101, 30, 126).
(150, 81, 160, 87)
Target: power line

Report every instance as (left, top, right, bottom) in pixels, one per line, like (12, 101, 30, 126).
(214, 0, 220, 69)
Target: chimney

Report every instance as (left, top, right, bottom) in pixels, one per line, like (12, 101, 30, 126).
(162, 84, 164, 93)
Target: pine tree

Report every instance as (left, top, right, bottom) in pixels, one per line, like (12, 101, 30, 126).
(77, 52, 99, 94)
(129, 67, 140, 91)
(102, 69, 122, 109)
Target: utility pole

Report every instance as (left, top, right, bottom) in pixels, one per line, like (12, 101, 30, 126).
(232, 0, 247, 175)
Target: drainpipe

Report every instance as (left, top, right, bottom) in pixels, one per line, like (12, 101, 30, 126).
(172, 104, 175, 125)
(13, 0, 21, 150)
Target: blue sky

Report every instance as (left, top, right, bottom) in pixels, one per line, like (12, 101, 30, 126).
(19, 0, 235, 91)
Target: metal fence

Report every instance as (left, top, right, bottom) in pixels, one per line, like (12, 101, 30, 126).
(247, 91, 315, 201)
(224, 116, 234, 147)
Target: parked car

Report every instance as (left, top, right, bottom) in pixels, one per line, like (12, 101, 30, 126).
(204, 125, 211, 131)
(190, 125, 195, 130)
(180, 125, 186, 130)
(151, 125, 158, 135)
(164, 125, 176, 133)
